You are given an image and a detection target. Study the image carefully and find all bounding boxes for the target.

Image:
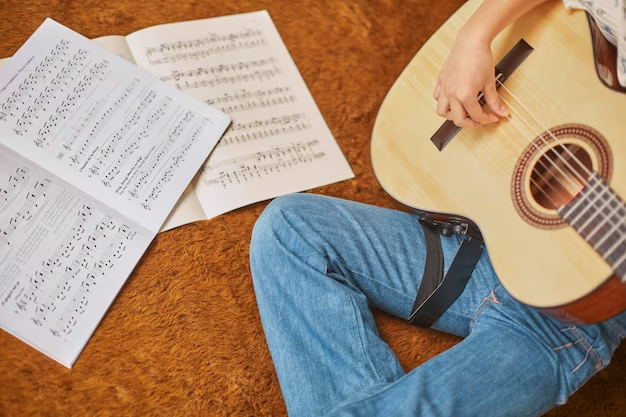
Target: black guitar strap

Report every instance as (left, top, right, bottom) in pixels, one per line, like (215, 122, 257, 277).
(408, 219, 484, 328)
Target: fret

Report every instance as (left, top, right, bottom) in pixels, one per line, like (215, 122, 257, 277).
(559, 173, 626, 280)
(578, 189, 613, 233)
(559, 172, 600, 219)
(614, 251, 626, 278)
(593, 204, 626, 253)
(604, 226, 626, 258)
(585, 198, 623, 243)
(567, 176, 603, 227)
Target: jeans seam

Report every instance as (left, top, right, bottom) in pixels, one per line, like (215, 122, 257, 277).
(605, 321, 626, 339)
(329, 256, 416, 304)
(280, 208, 421, 308)
(325, 370, 415, 416)
(571, 327, 603, 372)
(558, 326, 604, 373)
(325, 257, 413, 382)
(469, 285, 500, 331)
(339, 257, 479, 332)
(346, 292, 387, 384)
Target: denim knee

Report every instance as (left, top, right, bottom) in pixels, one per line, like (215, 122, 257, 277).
(252, 193, 305, 239)
(250, 194, 310, 264)
(251, 192, 326, 241)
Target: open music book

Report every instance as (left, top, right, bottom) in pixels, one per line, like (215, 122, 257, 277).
(65, 11, 354, 231)
(0, 12, 354, 233)
(0, 12, 353, 367)
(0, 19, 231, 367)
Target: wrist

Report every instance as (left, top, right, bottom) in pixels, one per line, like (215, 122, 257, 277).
(457, 19, 497, 47)
(457, 22, 494, 48)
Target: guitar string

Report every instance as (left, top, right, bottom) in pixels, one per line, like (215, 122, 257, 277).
(495, 93, 584, 192)
(496, 79, 626, 219)
(494, 83, 626, 245)
(495, 80, 590, 186)
(444, 75, 563, 207)
(472, 74, 576, 207)
(497, 91, 624, 223)
(494, 109, 568, 209)
(496, 79, 626, 228)
(472, 75, 586, 194)
(498, 93, 626, 262)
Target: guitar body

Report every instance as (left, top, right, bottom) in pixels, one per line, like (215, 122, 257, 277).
(371, 0, 626, 324)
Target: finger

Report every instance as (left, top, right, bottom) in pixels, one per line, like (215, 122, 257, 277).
(436, 95, 449, 118)
(450, 100, 480, 128)
(433, 81, 441, 101)
(483, 80, 508, 117)
(463, 93, 498, 125)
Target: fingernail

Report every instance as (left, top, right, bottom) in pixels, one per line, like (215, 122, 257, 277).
(500, 105, 508, 116)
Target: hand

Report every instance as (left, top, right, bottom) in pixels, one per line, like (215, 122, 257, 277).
(433, 31, 508, 128)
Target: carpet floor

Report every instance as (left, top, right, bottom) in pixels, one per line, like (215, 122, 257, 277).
(0, 0, 624, 415)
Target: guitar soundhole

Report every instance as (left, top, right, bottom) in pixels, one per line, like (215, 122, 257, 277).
(511, 124, 612, 229)
(530, 144, 592, 210)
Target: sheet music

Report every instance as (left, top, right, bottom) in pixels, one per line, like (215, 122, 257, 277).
(127, 11, 353, 225)
(0, 19, 230, 367)
(0, 19, 231, 233)
(0, 148, 152, 367)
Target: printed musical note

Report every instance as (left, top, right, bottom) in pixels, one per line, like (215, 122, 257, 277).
(128, 110, 195, 197)
(142, 118, 209, 210)
(0, 167, 30, 211)
(17, 204, 93, 315)
(119, 11, 353, 230)
(65, 78, 144, 168)
(145, 29, 266, 66)
(1, 40, 70, 121)
(102, 97, 173, 186)
(0, 19, 230, 236)
(0, 18, 230, 368)
(0, 240, 11, 267)
(0, 179, 50, 250)
(88, 80, 149, 173)
(160, 58, 280, 91)
(49, 222, 134, 337)
(27, 212, 116, 319)
(217, 113, 310, 148)
(33, 59, 110, 147)
(35, 59, 103, 145)
(12, 49, 103, 141)
(202, 139, 324, 189)
(62, 100, 106, 151)
(205, 86, 297, 113)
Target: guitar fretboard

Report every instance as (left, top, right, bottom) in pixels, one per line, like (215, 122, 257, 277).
(558, 172, 626, 280)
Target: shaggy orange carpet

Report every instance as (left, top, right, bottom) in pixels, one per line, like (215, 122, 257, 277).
(0, 0, 624, 416)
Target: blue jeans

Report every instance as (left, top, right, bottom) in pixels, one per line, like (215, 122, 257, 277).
(249, 194, 626, 417)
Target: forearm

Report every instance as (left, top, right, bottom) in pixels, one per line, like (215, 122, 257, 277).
(460, 0, 552, 44)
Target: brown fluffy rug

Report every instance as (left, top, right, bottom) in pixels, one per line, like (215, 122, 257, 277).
(0, 0, 624, 416)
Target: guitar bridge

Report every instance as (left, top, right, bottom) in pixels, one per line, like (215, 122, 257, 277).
(430, 39, 534, 151)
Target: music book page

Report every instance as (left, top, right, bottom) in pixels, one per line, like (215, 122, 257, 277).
(0, 19, 230, 367)
(0, 11, 354, 232)
(124, 11, 354, 230)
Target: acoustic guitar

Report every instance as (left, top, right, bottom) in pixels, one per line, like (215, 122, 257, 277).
(371, 0, 626, 324)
